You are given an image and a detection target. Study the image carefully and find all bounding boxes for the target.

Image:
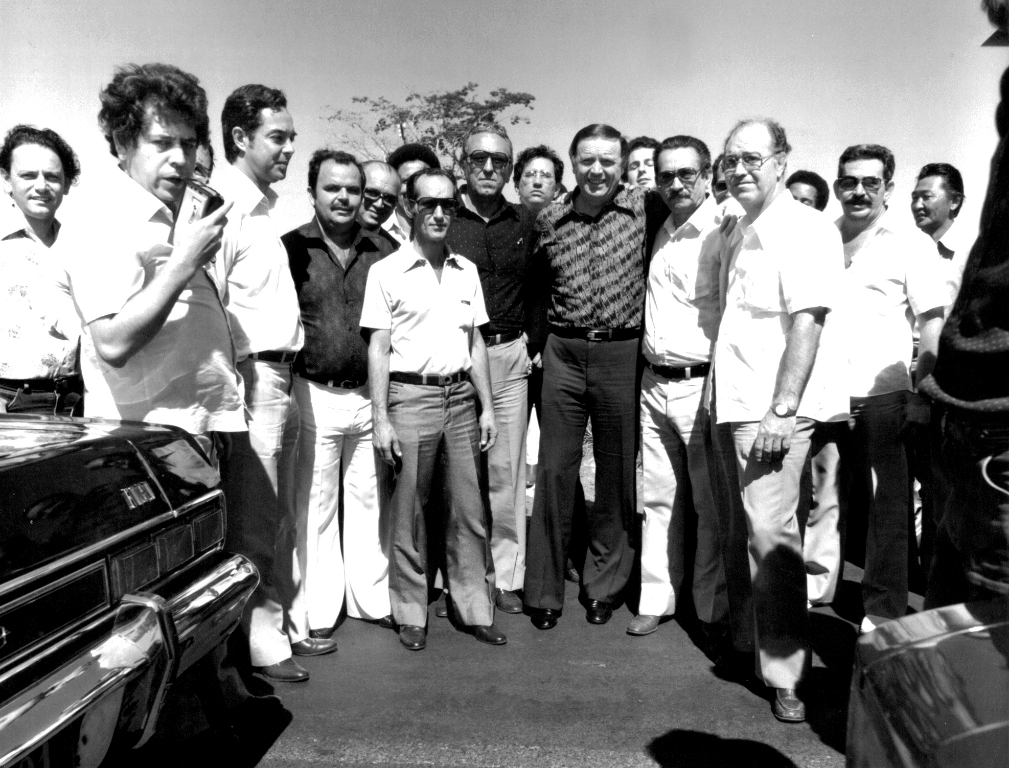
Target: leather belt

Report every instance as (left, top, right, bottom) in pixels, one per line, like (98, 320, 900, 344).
(390, 371, 469, 386)
(249, 350, 298, 364)
(646, 360, 710, 381)
(0, 375, 81, 393)
(482, 330, 522, 347)
(549, 326, 640, 342)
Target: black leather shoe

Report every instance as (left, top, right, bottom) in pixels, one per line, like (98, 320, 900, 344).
(291, 636, 338, 657)
(399, 625, 427, 650)
(530, 608, 560, 630)
(377, 614, 397, 630)
(585, 600, 613, 625)
(494, 588, 523, 614)
(772, 688, 806, 723)
(255, 657, 309, 683)
(434, 592, 449, 618)
(472, 623, 507, 645)
(309, 627, 335, 640)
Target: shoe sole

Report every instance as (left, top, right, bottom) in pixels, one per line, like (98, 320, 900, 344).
(292, 646, 338, 657)
(627, 624, 658, 636)
(772, 707, 806, 723)
(256, 671, 309, 683)
(495, 602, 523, 614)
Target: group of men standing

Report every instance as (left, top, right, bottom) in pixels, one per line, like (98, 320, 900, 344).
(0, 57, 983, 729)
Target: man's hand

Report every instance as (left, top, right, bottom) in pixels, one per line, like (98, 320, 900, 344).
(172, 202, 233, 271)
(479, 411, 497, 452)
(373, 414, 401, 465)
(530, 352, 542, 369)
(753, 409, 796, 463)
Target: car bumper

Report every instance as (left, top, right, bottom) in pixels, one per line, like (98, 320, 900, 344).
(0, 553, 258, 766)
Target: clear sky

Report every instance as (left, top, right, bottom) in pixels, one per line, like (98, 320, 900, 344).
(1, 0, 1004, 235)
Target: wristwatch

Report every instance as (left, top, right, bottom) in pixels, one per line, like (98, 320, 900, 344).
(772, 402, 797, 418)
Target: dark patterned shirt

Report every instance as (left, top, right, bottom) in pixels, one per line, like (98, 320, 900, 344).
(534, 184, 663, 329)
(283, 219, 394, 385)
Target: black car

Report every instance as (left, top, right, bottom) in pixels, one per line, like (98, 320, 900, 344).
(0, 414, 258, 767)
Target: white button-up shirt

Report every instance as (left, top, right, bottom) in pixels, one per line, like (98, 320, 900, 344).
(360, 241, 488, 376)
(212, 163, 304, 358)
(643, 196, 723, 367)
(935, 219, 974, 311)
(60, 170, 246, 433)
(839, 214, 950, 398)
(715, 191, 848, 423)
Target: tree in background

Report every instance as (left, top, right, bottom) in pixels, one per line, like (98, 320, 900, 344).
(326, 82, 535, 175)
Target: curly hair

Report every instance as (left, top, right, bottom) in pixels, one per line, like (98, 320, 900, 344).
(98, 63, 210, 158)
(786, 169, 830, 211)
(513, 144, 564, 187)
(0, 124, 81, 185)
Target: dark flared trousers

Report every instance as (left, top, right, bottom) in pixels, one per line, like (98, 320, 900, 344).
(524, 334, 638, 610)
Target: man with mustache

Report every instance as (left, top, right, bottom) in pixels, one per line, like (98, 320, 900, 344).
(283, 150, 396, 648)
(630, 135, 728, 638)
(833, 144, 948, 636)
(214, 84, 316, 683)
(0, 124, 82, 415)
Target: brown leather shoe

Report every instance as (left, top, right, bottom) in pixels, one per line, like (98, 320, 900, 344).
(626, 614, 660, 636)
(291, 636, 338, 657)
(472, 623, 507, 645)
(255, 657, 309, 683)
(772, 688, 806, 723)
(399, 625, 426, 651)
(494, 588, 523, 614)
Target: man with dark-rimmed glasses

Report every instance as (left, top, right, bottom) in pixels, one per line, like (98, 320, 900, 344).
(363, 167, 505, 651)
(357, 160, 401, 249)
(447, 123, 541, 616)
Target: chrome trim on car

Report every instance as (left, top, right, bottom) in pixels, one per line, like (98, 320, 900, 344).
(0, 490, 224, 600)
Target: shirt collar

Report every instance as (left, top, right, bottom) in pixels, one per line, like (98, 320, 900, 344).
(213, 163, 277, 214)
(662, 194, 716, 238)
(301, 217, 382, 253)
(559, 183, 637, 223)
(457, 194, 519, 224)
(112, 167, 175, 225)
(0, 214, 60, 243)
(398, 239, 461, 272)
(743, 187, 798, 240)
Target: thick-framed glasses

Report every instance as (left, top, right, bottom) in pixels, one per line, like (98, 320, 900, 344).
(363, 188, 398, 207)
(837, 175, 885, 193)
(413, 196, 459, 215)
(521, 169, 555, 182)
(656, 168, 701, 187)
(713, 181, 728, 194)
(467, 151, 511, 170)
(722, 152, 776, 176)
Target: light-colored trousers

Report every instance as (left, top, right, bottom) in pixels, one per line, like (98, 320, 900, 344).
(293, 376, 389, 630)
(639, 370, 728, 622)
(486, 338, 529, 591)
(803, 422, 844, 605)
(223, 358, 305, 668)
(730, 418, 815, 690)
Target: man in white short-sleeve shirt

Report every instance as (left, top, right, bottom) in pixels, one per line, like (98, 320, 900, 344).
(834, 144, 947, 635)
(362, 168, 504, 652)
(911, 162, 971, 309)
(713, 119, 847, 724)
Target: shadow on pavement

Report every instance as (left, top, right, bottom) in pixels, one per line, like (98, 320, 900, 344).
(806, 604, 858, 753)
(646, 729, 799, 767)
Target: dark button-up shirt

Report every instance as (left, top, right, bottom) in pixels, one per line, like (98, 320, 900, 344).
(447, 200, 542, 349)
(283, 219, 394, 384)
(534, 184, 665, 329)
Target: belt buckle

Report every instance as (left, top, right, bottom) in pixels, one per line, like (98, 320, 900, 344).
(682, 366, 692, 380)
(437, 374, 452, 386)
(340, 380, 358, 389)
(585, 329, 606, 342)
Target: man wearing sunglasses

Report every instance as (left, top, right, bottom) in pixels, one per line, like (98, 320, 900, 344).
(357, 160, 401, 249)
(384, 143, 441, 247)
(630, 135, 728, 640)
(446, 124, 541, 616)
(833, 144, 948, 636)
(713, 119, 847, 723)
(363, 168, 505, 651)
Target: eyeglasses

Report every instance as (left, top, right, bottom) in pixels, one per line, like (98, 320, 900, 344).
(713, 181, 728, 193)
(467, 151, 511, 170)
(722, 152, 776, 176)
(521, 169, 555, 181)
(363, 188, 398, 207)
(413, 197, 459, 215)
(837, 175, 885, 193)
(656, 168, 702, 187)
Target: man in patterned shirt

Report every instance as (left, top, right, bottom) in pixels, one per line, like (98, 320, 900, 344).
(524, 123, 665, 630)
(0, 125, 82, 414)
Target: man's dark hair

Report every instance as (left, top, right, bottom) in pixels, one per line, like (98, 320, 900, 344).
(0, 124, 81, 185)
(627, 136, 660, 155)
(918, 162, 965, 218)
(655, 135, 712, 176)
(513, 144, 564, 186)
(307, 149, 363, 193)
(568, 124, 627, 159)
(724, 118, 791, 156)
(405, 167, 456, 200)
(786, 169, 830, 210)
(98, 63, 210, 158)
(838, 144, 895, 182)
(198, 142, 215, 174)
(387, 143, 441, 174)
(221, 84, 288, 163)
(713, 154, 725, 175)
(461, 123, 512, 157)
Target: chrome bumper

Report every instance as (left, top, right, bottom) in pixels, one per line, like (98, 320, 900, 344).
(0, 553, 258, 766)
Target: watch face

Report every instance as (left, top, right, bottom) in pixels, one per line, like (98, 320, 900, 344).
(774, 404, 789, 417)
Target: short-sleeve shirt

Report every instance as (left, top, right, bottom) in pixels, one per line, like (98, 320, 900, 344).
(838, 215, 950, 397)
(643, 196, 724, 367)
(0, 217, 78, 379)
(360, 241, 488, 376)
(60, 170, 246, 433)
(715, 190, 848, 423)
(212, 163, 304, 357)
(935, 219, 974, 310)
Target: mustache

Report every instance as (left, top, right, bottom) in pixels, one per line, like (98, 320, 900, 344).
(848, 196, 870, 205)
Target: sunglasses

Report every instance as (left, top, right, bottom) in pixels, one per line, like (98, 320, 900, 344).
(656, 168, 702, 187)
(837, 175, 885, 193)
(363, 188, 398, 207)
(413, 197, 459, 215)
(467, 151, 511, 171)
